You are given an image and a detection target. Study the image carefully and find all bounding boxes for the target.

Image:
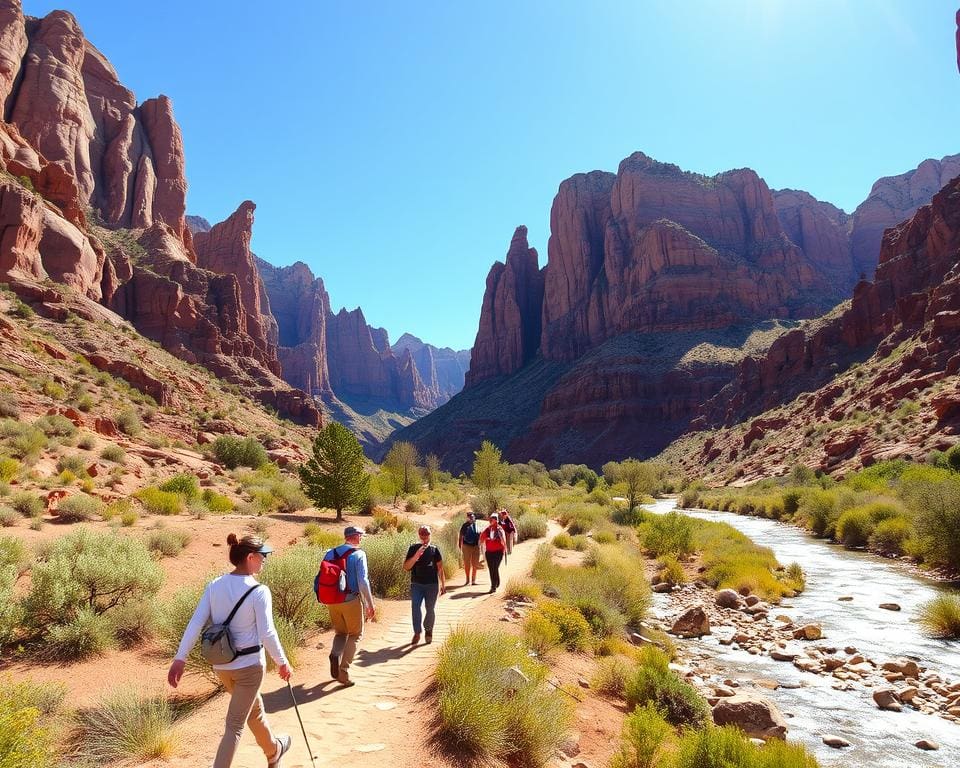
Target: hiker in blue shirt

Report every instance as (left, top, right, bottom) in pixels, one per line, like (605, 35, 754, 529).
(323, 526, 376, 686)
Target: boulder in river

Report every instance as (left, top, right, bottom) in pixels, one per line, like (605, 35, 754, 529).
(712, 693, 788, 739)
(879, 603, 901, 611)
(914, 739, 939, 750)
(793, 623, 822, 640)
(671, 606, 711, 638)
(872, 688, 902, 711)
(716, 589, 742, 609)
(822, 735, 851, 748)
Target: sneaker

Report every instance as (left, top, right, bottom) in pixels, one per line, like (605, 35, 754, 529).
(267, 734, 291, 768)
(328, 654, 339, 680)
(337, 673, 355, 687)
(412, 633, 421, 645)
(424, 632, 433, 644)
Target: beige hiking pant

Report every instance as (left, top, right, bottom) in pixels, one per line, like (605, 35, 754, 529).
(328, 596, 364, 680)
(213, 663, 277, 768)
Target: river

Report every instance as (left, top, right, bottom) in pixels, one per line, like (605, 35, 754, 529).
(644, 498, 960, 767)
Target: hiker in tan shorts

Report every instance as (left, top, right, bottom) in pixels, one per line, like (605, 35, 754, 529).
(458, 511, 482, 586)
(324, 526, 376, 686)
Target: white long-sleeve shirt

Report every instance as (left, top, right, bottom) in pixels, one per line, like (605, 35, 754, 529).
(176, 573, 288, 671)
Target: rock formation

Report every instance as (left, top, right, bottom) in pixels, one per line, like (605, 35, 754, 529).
(393, 332, 471, 407)
(772, 188, 854, 290)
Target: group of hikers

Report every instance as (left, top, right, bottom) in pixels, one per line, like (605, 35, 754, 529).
(168, 508, 517, 768)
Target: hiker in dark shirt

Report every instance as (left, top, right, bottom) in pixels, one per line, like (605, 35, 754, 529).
(458, 511, 481, 586)
(499, 508, 517, 554)
(403, 525, 446, 644)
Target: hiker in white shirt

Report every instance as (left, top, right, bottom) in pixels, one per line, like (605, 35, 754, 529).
(167, 534, 293, 768)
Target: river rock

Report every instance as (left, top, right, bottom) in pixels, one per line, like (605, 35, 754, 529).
(822, 735, 851, 748)
(879, 603, 901, 611)
(914, 739, 939, 750)
(770, 646, 801, 662)
(898, 686, 919, 703)
(716, 589, 742, 608)
(872, 688, 902, 711)
(837, 596, 854, 601)
(671, 606, 710, 638)
(744, 595, 761, 607)
(793, 624, 822, 640)
(652, 582, 673, 593)
(882, 659, 920, 678)
(824, 657, 846, 672)
(712, 694, 788, 739)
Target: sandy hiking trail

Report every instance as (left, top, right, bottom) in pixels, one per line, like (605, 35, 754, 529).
(155, 525, 554, 768)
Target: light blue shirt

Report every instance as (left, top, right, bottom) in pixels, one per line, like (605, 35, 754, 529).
(325, 544, 375, 607)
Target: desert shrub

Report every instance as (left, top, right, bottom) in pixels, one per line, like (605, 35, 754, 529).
(574, 593, 626, 638)
(362, 532, 412, 599)
(656, 554, 686, 586)
(0, 535, 28, 574)
(0, 507, 16, 526)
(610, 703, 670, 768)
(23, 528, 162, 628)
(260, 544, 331, 631)
(115, 408, 142, 436)
(10, 491, 46, 517)
(212, 435, 268, 469)
(514, 511, 547, 541)
(73, 688, 178, 763)
(552, 532, 575, 549)
(524, 610, 562, 655)
(365, 508, 415, 534)
(158, 473, 199, 499)
(0, 390, 19, 418)
(5, 424, 47, 460)
(435, 519, 463, 578)
(44, 607, 115, 660)
(76, 434, 95, 450)
(267, 477, 310, 513)
(587, 487, 611, 506)
(35, 413, 76, 438)
(611, 504, 646, 526)
(145, 528, 192, 557)
(694, 520, 797, 601)
(503, 577, 540, 601)
(869, 516, 913, 555)
(903, 472, 960, 569)
(0, 686, 56, 768)
(593, 528, 617, 544)
(835, 506, 875, 548)
(592, 655, 634, 698)
(9, 678, 66, 716)
(56, 493, 103, 523)
(530, 600, 592, 651)
(671, 725, 819, 768)
(642, 511, 693, 556)
(161, 580, 218, 685)
(201, 489, 234, 513)
(303, 522, 341, 550)
(405, 498, 423, 515)
(108, 599, 162, 648)
(0, 456, 18, 483)
(100, 443, 126, 463)
(0, 570, 22, 649)
(917, 594, 960, 638)
(120, 508, 138, 526)
(40, 379, 66, 400)
(469, 488, 510, 517)
(555, 500, 604, 534)
(798, 488, 839, 537)
(624, 646, 708, 727)
(435, 627, 573, 766)
(135, 487, 184, 515)
(785, 562, 806, 592)
(267, 616, 304, 671)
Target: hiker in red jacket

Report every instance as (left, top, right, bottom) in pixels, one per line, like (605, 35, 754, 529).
(479, 513, 508, 593)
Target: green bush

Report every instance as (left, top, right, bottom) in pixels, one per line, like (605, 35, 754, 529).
(435, 627, 573, 765)
(303, 522, 341, 549)
(835, 506, 874, 548)
(530, 600, 592, 651)
(671, 725, 820, 768)
(625, 646, 709, 728)
(0, 456, 18, 483)
(145, 528, 192, 557)
(611, 703, 670, 768)
(73, 688, 178, 763)
(100, 443, 126, 463)
(23, 528, 162, 628)
(0, 685, 55, 768)
(523, 610, 562, 655)
(44, 607, 115, 660)
(161, 581, 218, 685)
(115, 408, 142, 436)
(0, 507, 15, 527)
(158, 473, 199, 499)
(135, 487, 184, 515)
(798, 489, 838, 537)
(869, 516, 913, 555)
(405, 498, 423, 515)
(514, 511, 547, 541)
(469, 488, 509, 517)
(57, 453, 88, 476)
(553, 532, 575, 549)
(201, 489, 234, 513)
(212, 435, 268, 469)
(108, 599, 162, 648)
(917, 594, 960, 638)
(435, 519, 463, 578)
(503, 577, 540, 601)
(34, 414, 76, 438)
(56, 493, 103, 522)
(260, 544, 330, 632)
(5, 424, 47, 461)
(611, 504, 646, 526)
(0, 391, 19, 418)
(642, 511, 693, 556)
(362, 532, 413, 599)
(656, 555, 686, 586)
(592, 655, 633, 698)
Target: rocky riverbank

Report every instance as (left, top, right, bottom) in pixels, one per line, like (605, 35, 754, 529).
(647, 576, 959, 750)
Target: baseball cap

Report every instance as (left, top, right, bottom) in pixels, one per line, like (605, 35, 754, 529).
(255, 541, 274, 555)
(489, 512, 499, 520)
(344, 525, 365, 538)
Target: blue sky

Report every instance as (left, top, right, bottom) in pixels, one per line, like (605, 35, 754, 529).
(23, 1, 960, 350)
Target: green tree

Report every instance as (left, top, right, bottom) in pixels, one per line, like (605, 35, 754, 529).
(425, 453, 440, 491)
(472, 440, 504, 490)
(609, 459, 657, 512)
(383, 441, 421, 500)
(298, 422, 370, 521)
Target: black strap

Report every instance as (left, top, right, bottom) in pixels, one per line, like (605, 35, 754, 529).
(223, 585, 260, 627)
(234, 644, 263, 657)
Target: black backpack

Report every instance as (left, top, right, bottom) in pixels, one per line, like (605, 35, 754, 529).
(462, 521, 479, 546)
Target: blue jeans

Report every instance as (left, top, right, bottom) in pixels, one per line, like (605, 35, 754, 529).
(411, 582, 439, 634)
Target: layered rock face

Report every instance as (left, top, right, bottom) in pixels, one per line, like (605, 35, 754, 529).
(772, 189, 854, 290)
(850, 154, 960, 281)
(466, 226, 544, 383)
(393, 332, 471, 407)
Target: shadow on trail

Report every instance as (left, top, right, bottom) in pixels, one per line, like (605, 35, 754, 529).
(355, 642, 418, 667)
(446, 587, 488, 600)
(261, 680, 340, 713)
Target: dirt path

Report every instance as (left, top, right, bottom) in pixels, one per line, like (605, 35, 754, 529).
(161, 526, 553, 768)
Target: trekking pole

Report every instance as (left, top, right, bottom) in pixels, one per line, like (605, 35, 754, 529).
(287, 680, 317, 768)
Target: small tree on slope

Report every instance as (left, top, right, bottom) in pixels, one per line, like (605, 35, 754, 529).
(299, 422, 370, 521)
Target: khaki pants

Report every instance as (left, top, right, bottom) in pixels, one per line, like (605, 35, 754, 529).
(213, 664, 277, 768)
(461, 543, 480, 571)
(328, 597, 364, 680)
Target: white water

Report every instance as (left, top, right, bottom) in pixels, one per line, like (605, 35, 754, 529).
(644, 498, 960, 767)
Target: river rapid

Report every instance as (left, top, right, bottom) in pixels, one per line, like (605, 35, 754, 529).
(644, 499, 960, 767)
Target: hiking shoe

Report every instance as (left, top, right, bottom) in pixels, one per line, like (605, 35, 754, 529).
(328, 654, 339, 680)
(424, 632, 433, 644)
(338, 674, 355, 687)
(267, 734, 291, 767)
(412, 633, 421, 645)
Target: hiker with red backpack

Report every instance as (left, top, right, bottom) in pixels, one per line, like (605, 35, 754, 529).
(403, 525, 446, 645)
(318, 526, 375, 686)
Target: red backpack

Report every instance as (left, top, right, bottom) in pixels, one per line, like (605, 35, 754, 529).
(314, 547, 357, 605)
